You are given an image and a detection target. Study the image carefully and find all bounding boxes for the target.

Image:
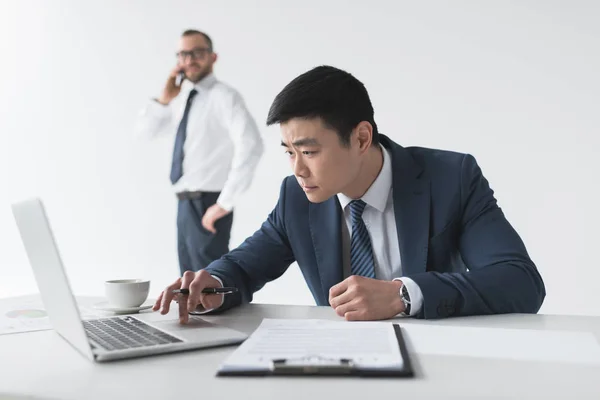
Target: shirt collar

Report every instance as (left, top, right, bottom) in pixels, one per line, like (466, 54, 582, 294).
(337, 145, 392, 213)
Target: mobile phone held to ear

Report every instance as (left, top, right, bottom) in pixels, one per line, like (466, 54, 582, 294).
(176, 70, 185, 86)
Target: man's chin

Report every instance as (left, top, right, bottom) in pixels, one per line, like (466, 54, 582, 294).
(186, 71, 208, 83)
(304, 191, 333, 204)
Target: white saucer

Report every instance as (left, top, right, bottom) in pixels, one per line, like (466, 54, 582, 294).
(93, 302, 153, 314)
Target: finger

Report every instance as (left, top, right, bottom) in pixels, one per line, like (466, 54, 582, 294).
(187, 271, 210, 312)
(202, 214, 217, 234)
(160, 278, 182, 315)
(169, 65, 182, 78)
(200, 293, 224, 310)
(178, 293, 189, 324)
(201, 214, 211, 232)
(329, 286, 355, 309)
(334, 299, 359, 318)
(329, 279, 349, 303)
(206, 220, 216, 234)
(177, 270, 196, 318)
(344, 310, 367, 321)
(153, 291, 164, 311)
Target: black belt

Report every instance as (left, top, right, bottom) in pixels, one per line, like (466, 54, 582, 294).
(176, 191, 219, 200)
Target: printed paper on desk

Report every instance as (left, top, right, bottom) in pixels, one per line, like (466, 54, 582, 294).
(219, 318, 405, 372)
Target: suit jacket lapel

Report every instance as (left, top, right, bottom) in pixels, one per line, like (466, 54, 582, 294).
(309, 197, 343, 303)
(382, 136, 431, 276)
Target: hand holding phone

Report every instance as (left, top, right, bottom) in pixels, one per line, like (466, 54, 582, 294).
(157, 66, 184, 105)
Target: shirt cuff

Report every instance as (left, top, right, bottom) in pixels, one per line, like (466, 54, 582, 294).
(393, 277, 424, 317)
(190, 275, 225, 314)
(216, 199, 234, 212)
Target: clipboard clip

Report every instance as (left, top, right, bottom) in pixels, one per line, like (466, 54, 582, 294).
(271, 355, 355, 375)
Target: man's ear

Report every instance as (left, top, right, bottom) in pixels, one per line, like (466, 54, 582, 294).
(355, 121, 374, 152)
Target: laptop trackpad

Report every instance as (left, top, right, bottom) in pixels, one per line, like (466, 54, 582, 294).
(151, 317, 248, 342)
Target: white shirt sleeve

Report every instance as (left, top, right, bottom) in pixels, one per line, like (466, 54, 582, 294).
(133, 98, 175, 139)
(393, 277, 424, 317)
(216, 92, 264, 211)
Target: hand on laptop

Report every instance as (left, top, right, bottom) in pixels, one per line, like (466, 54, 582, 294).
(153, 270, 224, 324)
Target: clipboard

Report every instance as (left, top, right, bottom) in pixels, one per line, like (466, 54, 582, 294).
(217, 324, 414, 378)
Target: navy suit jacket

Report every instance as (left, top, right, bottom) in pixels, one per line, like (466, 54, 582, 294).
(206, 135, 545, 319)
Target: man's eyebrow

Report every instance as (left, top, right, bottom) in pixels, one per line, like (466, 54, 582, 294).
(280, 138, 320, 147)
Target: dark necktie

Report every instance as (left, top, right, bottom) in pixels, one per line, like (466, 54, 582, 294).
(170, 89, 198, 184)
(349, 200, 376, 278)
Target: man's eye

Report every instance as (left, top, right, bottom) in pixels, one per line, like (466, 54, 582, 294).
(302, 151, 317, 156)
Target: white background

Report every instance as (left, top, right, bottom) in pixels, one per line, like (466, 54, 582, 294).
(0, 0, 598, 316)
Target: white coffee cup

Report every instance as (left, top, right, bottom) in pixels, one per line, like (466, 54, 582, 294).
(105, 279, 150, 308)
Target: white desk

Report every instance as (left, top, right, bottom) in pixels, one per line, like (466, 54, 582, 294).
(1, 297, 599, 400)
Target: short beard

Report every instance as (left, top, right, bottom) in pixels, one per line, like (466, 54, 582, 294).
(187, 67, 212, 83)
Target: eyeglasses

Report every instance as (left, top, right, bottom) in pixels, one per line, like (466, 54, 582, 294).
(176, 47, 212, 61)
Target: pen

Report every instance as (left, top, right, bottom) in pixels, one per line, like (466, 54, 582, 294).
(172, 287, 238, 295)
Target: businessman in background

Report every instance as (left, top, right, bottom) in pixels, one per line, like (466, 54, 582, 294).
(135, 30, 264, 275)
(154, 65, 545, 321)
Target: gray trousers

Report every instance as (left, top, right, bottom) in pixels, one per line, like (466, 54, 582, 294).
(176, 192, 233, 275)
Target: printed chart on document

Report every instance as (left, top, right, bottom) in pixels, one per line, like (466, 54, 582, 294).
(0, 296, 104, 335)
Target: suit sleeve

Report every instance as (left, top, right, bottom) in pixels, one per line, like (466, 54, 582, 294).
(204, 177, 296, 312)
(409, 154, 546, 319)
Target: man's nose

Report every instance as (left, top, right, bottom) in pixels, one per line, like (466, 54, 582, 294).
(293, 158, 309, 177)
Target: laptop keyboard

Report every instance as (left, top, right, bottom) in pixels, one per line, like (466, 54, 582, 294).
(83, 316, 182, 352)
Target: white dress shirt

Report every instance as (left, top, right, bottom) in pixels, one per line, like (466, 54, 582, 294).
(337, 145, 424, 316)
(134, 73, 264, 211)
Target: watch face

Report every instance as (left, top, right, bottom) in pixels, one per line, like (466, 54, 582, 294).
(402, 285, 411, 303)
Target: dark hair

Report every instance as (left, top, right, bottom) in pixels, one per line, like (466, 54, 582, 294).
(181, 29, 213, 52)
(266, 65, 379, 146)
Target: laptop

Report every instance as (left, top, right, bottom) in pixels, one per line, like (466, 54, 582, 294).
(11, 198, 248, 362)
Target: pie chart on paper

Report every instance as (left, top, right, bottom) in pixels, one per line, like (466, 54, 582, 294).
(0, 301, 52, 335)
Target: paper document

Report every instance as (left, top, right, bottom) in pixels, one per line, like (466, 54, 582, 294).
(0, 295, 106, 336)
(402, 324, 600, 365)
(219, 318, 404, 371)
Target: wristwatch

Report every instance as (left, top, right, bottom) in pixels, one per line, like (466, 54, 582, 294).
(400, 283, 411, 316)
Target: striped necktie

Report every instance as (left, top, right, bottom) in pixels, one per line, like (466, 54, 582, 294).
(169, 88, 198, 184)
(349, 200, 375, 278)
